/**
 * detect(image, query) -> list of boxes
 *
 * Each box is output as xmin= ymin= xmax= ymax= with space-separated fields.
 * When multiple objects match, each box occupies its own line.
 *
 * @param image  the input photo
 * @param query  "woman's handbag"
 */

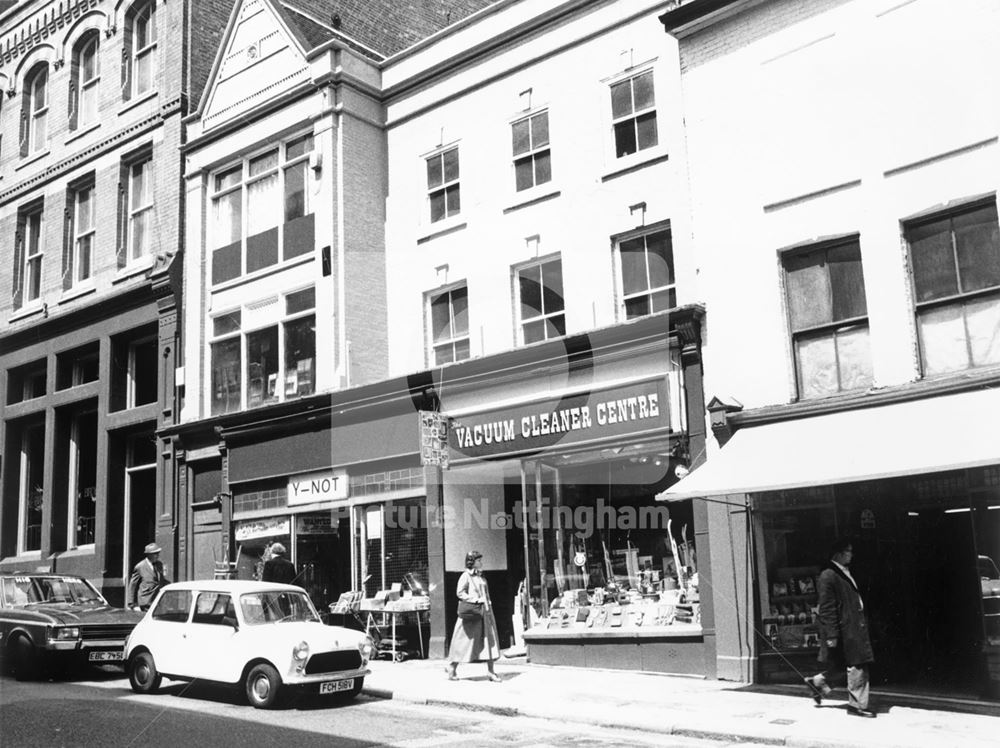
xmin=457 ymin=600 xmax=484 ymax=621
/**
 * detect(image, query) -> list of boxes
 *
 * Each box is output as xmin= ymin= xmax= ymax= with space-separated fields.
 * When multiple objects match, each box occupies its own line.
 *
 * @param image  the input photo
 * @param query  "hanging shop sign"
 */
xmin=287 ymin=469 xmax=348 ymax=506
xmin=448 ymin=378 xmax=671 ymax=460
xmin=235 ymin=517 xmax=290 ymax=541
xmin=419 ymin=410 xmax=450 ymax=468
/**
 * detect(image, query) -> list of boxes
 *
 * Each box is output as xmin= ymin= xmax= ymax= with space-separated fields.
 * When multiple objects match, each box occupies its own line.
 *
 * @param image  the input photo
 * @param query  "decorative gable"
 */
xmin=201 ymin=0 xmax=310 ymax=131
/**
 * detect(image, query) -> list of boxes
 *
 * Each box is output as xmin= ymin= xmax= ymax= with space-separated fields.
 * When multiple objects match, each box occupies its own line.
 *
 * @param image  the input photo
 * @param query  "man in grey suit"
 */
xmin=127 ymin=542 xmax=169 ymax=612
xmin=805 ymin=537 xmax=876 ymax=718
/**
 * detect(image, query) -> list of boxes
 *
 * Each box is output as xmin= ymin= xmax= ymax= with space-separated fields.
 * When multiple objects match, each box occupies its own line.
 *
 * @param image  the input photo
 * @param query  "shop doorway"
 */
xmin=840 ymin=472 xmax=995 ymax=699
xmin=123 ymin=466 xmax=156 ymax=576
xmin=755 ymin=469 xmax=999 ymax=701
xmin=295 ymin=511 xmax=351 ymax=611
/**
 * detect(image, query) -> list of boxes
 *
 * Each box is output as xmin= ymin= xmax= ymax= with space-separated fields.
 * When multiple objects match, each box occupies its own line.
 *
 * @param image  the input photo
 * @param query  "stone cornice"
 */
xmin=0 ymin=107 xmax=169 ymax=205
xmin=0 ymin=0 xmax=103 ymax=72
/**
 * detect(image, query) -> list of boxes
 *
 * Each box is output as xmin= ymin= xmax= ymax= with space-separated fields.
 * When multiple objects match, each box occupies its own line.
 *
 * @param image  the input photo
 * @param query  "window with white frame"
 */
xmin=70 ymin=33 xmax=100 ymax=130
xmin=120 ymin=154 xmax=154 ymax=265
xmin=428 ymin=285 xmax=469 ymax=365
xmin=783 ymin=238 xmax=872 ymax=399
xmin=617 ymin=226 xmax=674 ymax=319
xmin=18 ymin=421 xmax=46 ymax=554
xmin=21 ymin=63 xmax=48 ymax=156
xmin=210 ymin=133 xmax=315 ymax=285
xmin=13 ymin=202 xmax=45 ymax=308
xmin=70 ymin=183 xmax=96 ymax=286
xmin=906 ymin=200 xmax=1000 ymax=375
xmin=210 ymin=287 xmax=316 ymax=415
xmin=516 ymin=257 xmax=565 ymax=344
xmin=512 ymin=111 xmax=551 ymax=192
xmin=426 ymin=147 xmax=460 ymax=223
xmin=124 ymin=0 xmax=157 ymax=99
xmin=610 ymin=69 xmax=657 ymax=158
xmin=128 ymin=336 xmax=158 ymax=407
xmin=67 ymin=410 xmax=98 ymax=548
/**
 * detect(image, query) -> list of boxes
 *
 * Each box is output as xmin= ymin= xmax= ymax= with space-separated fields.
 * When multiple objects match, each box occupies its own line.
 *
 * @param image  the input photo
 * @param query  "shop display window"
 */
xmin=354 ymin=499 xmax=429 ymax=600
xmin=755 ymin=487 xmax=835 ymax=661
xmin=235 ymin=532 xmax=291 ymax=582
xmin=523 ymin=464 xmax=700 ymax=634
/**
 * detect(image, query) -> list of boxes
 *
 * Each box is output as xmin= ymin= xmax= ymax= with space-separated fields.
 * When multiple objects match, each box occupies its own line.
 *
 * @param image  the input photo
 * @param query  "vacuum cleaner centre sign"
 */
xmin=449 ymin=379 xmax=671 ymax=459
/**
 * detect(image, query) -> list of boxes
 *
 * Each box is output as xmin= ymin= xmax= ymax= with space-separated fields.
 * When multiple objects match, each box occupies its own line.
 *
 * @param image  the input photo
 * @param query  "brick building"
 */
xmin=0 ymin=0 xmax=236 ymax=603
xmin=660 ymin=0 xmax=1000 ymax=701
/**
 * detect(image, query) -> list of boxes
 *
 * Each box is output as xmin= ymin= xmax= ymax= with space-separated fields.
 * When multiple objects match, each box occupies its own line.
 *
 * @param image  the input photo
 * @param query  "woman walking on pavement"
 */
xmin=446 ymin=550 xmax=501 ymax=682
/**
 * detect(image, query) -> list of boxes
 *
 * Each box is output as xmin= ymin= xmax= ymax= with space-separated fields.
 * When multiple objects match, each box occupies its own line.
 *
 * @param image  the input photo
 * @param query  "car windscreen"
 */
xmin=239 ymin=591 xmax=320 ymax=625
xmin=9 ymin=576 xmax=106 ymax=605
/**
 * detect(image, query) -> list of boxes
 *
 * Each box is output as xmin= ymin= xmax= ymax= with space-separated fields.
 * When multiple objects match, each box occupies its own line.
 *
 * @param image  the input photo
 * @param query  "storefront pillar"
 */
xmin=705 ymin=494 xmax=753 ymax=682
xmin=679 ymin=309 xmax=716 ymax=677
xmin=424 ymin=463 xmax=447 ymax=658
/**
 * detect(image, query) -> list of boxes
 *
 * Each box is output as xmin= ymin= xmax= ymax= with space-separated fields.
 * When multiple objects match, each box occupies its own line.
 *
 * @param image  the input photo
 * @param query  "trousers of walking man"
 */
xmin=805 ymin=537 xmax=876 ymax=718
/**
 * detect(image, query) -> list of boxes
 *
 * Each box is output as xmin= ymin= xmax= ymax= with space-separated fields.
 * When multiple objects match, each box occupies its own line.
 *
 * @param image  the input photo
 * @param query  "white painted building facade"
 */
xmin=661 ymin=0 xmax=1000 ymax=697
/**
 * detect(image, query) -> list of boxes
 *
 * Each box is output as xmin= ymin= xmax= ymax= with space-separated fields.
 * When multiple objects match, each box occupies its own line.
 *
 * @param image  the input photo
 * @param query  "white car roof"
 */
xmin=160 ymin=580 xmax=305 ymax=594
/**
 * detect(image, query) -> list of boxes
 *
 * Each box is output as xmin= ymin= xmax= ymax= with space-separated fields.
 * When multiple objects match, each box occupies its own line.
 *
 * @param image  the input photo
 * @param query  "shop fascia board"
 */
xmin=162 ymin=378 xmax=434 ymax=446
xmin=0 ymin=282 xmax=163 ymax=364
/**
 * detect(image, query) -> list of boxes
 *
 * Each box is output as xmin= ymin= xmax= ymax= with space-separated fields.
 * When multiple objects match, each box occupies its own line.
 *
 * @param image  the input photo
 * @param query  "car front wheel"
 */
xmin=11 ymin=636 xmax=40 ymax=682
xmin=129 ymin=651 xmax=162 ymax=694
xmin=245 ymin=663 xmax=282 ymax=709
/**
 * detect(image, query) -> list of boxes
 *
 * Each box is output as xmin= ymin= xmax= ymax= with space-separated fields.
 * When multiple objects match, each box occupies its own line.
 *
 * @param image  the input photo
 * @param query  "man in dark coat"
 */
xmin=805 ymin=537 xmax=875 ymax=717
xmin=127 ymin=542 xmax=170 ymax=611
xmin=261 ymin=543 xmax=297 ymax=584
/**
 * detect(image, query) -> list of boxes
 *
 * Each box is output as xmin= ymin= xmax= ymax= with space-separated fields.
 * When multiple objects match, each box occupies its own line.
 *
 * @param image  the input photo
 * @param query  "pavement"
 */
xmin=362 ymin=655 xmax=999 ymax=748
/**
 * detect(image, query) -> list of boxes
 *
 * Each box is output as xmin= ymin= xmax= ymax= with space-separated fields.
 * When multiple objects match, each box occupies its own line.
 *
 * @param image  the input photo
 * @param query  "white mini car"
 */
xmin=124 ymin=580 xmax=373 ymax=708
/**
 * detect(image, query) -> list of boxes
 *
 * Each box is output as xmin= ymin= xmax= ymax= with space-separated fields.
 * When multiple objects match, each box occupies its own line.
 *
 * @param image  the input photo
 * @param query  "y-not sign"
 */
xmin=287 ymin=469 xmax=349 ymax=505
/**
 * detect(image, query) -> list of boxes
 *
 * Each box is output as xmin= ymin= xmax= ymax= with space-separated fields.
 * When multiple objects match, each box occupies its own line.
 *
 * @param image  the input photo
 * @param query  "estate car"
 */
xmin=125 ymin=580 xmax=373 ymax=708
xmin=0 ymin=572 xmax=143 ymax=680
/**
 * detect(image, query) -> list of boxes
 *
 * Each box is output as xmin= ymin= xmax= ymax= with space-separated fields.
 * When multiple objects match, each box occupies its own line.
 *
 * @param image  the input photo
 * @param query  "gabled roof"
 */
xmin=281 ymin=0 xmax=497 ymax=58
xmin=193 ymin=0 xmax=499 ymax=125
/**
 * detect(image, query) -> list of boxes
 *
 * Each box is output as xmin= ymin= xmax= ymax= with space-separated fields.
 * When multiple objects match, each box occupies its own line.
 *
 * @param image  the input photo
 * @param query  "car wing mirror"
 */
xmin=222 ymin=615 xmax=239 ymax=629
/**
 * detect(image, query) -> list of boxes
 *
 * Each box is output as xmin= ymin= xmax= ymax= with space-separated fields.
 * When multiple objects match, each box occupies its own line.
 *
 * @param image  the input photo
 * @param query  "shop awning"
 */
xmin=658 ymin=386 xmax=1000 ymax=500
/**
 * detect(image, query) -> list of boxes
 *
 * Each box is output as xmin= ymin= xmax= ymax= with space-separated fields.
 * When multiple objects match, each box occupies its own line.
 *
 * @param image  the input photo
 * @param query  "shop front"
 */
xmin=664 ymin=386 xmax=1000 ymax=701
xmin=436 ymin=309 xmax=712 ymax=674
xmin=170 ymin=389 xmax=438 ymax=657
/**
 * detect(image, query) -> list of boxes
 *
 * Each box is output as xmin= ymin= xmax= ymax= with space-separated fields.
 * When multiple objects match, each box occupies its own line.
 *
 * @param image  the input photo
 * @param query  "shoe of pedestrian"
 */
xmin=847 ymin=706 xmax=876 ymax=718
xmin=804 ymin=677 xmax=823 ymax=705
xmin=487 ymin=673 xmax=502 ymax=683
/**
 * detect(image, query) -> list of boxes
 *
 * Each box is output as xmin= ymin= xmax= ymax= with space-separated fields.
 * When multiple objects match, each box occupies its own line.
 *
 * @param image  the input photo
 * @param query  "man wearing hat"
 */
xmin=261 ymin=542 xmax=297 ymax=584
xmin=127 ymin=542 xmax=169 ymax=612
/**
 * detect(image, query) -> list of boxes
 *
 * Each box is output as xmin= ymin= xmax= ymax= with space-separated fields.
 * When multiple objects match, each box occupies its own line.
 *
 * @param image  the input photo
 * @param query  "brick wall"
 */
xmin=678 ymin=0 xmax=850 ymax=71
xmin=342 ymin=110 xmax=388 ymax=385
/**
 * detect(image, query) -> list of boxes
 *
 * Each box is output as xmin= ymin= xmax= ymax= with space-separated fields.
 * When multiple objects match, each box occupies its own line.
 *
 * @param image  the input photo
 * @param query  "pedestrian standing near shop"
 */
xmin=261 ymin=543 xmax=297 ymax=584
xmin=127 ymin=543 xmax=169 ymax=612
xmin=446 ymin=551 xmax=501 ymax=682
xmin=805 ymin=537 xmax=876 ymax=718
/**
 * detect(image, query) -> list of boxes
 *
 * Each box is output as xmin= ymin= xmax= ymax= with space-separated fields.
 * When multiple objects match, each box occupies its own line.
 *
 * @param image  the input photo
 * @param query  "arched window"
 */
xmin=123 ymin=1 xmax=157 ymax=100
xmin=70 ymin=33 xmax=101 ymax=130
xmin=20 ymin=64 xmax=49 ymax=156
